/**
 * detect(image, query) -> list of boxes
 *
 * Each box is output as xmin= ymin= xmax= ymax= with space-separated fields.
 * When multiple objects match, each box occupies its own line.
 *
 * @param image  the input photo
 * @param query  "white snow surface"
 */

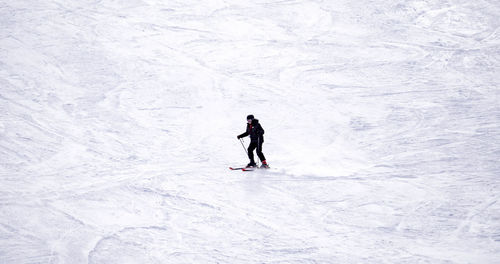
xmin=1 ymin=0 xmax=500 ymax=263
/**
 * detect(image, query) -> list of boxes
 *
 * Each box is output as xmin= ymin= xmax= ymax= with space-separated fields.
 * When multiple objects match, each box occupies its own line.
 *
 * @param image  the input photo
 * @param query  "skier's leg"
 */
xmin=256 ymin=140 xmax=266 ymax=162
xmin=247 ymin=141 xmax=257 ymax=164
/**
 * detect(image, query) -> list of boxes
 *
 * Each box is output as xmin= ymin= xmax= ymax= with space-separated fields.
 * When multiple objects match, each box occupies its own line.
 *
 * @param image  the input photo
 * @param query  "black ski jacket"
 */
xmin=238 ymin=119 xmax=264 ymax=142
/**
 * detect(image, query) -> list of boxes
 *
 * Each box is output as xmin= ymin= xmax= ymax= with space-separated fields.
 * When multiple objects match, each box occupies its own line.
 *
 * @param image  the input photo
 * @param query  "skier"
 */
xmin=237 ymin=115 xmax=269 ymax=168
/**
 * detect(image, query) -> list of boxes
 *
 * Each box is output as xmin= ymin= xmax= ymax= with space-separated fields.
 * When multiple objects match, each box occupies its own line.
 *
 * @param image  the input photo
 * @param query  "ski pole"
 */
xmin=239 ymin=138 xmax=248 ymax=155
xmin=256 ymin=137 xmax=261 ymax=167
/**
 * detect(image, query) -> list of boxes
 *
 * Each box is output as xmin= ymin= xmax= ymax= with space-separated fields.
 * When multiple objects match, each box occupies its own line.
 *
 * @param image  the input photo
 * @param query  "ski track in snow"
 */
xmin=1 ymin=0 xmax=499 ymax=263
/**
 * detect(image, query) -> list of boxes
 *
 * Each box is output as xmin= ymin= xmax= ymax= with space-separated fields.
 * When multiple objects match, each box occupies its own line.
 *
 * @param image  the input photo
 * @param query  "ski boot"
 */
xmin=246 ymin=162 xmax=257 ymax=168
xmin=260 ymin=160 xmax=270 ymax=169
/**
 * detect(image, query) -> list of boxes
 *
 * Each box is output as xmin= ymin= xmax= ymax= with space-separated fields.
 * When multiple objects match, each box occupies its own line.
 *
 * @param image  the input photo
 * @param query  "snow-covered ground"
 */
xmin=1 ymin=0 xmax=499 ymax=263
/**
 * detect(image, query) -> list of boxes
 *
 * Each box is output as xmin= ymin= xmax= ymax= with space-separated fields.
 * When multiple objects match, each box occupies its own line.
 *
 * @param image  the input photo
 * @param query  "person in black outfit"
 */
xmin=237 ymin=115 xmax=269 ymax=168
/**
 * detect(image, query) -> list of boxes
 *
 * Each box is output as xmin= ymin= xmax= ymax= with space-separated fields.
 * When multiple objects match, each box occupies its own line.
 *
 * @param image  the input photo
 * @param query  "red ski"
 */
xmin=229 ymin=166 xmax=269 ymax=171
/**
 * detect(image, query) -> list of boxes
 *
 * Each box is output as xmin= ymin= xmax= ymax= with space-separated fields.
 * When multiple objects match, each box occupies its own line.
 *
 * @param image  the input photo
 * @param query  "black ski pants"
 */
xmin=248 ymin=139 xmax=266 ymax=163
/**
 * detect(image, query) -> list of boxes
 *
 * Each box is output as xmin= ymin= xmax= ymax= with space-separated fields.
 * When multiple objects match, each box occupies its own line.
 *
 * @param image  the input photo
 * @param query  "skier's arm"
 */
xmin=257 ymin=123 xmax=264 ymax=136
xmin=237 ymin=131 xmax=249 ymax=139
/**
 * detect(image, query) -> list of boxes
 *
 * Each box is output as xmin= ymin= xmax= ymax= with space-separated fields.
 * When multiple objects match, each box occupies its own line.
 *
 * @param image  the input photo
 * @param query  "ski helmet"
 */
xmin=247 ymin=114 xmax=254 ymax=120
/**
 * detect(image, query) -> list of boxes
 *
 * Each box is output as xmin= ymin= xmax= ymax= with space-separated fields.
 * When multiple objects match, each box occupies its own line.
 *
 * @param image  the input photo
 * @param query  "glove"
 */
xmin=237 ymin=135 xmax=241 ymax=139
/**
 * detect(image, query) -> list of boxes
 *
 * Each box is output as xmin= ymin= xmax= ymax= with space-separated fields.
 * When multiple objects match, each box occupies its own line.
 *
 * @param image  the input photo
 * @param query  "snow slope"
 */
xmin=1 ymin=0 xmax=499 ymax=263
